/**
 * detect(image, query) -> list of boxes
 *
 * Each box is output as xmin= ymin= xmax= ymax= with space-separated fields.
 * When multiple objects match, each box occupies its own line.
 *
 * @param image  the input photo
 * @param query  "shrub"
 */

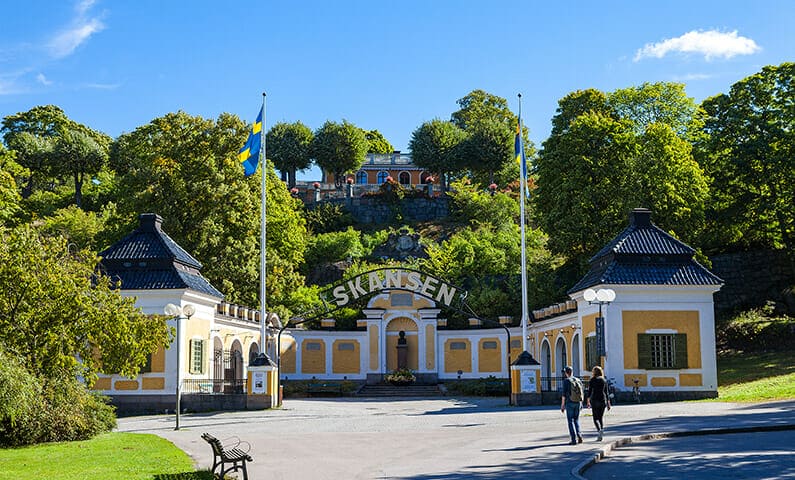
xmin=0 ymin=348 xmax=116 ymax=447
xmin=304 ymin=227 xmax=365 ymax=267
xmin=719 ymin=302 xmax=794 ymax=352
xmin=444 ymin=376 xmax=509 ymax=396
xmin=304 ymin=202 xmax=354 ymax=234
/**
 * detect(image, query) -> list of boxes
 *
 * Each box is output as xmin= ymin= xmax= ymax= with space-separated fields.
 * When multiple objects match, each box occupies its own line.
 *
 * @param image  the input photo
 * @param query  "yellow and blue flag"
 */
xmin=238 ymin=107 xmax=263 ymax=176
xmin=515 ymin=115 xmax=528 ymax=196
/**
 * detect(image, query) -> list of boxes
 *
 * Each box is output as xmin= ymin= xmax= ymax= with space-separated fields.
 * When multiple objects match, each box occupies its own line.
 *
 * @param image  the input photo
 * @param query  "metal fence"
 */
xmin=182 ymin=378 xmax=246 ymax=395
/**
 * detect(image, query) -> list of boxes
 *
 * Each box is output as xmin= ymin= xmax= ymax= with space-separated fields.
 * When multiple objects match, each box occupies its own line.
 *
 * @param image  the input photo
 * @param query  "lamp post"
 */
xmin=164 ymin=303 xmax=195 ymax=430
xmin=582 ymin=288 xmax=615 ymax=359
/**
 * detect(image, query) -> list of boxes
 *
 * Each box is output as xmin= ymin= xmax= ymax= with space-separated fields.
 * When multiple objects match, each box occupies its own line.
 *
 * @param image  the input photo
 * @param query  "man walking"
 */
xmin=561 ymin=366 xmax=584 ymax=445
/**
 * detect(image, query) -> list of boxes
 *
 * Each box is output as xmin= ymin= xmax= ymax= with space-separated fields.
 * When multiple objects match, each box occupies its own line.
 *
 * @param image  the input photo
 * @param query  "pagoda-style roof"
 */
xmin=99 ymin=213 xmax=223 ymax=298
xmin=568 ymin=209 xmax=723 ymax=294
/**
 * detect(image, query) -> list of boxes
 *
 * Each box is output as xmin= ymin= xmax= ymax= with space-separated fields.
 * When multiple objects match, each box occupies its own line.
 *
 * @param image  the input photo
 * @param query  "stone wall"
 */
xmin=314 ymin=197 xmax=450 ymax=224
xmin=710 ymin=249 xmax=795 ymax=318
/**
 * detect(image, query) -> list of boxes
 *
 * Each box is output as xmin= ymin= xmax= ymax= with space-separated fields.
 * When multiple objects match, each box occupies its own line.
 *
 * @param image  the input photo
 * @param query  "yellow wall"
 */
xmin=425 ymin=324 xmax=435 ymax=370
xmin=622 ymin=310 xmax=701 ymax=369
xmin=151 ymin=346 xmax=165 ymax=373
xmin=280 ymin=343 xmax=296 ymax=374
xmin=680 ymin=373 xmax=703 ymax=386
xmin=444 ymin=338 xmax=471 ymax=373
xmin=332 ymin=340 xmax=360 ymax=374
xmin=624 ymin=373 xmax=648 ymax=387
xmin=115 ymin=380 xmax=139 ymax=390
xmin=301 ymin=339 xmax=326 ymax=374
xmin=651 ymin=377 xmax=677 ymax=387
xmin=478 ymin=337 xmax=502 ymax=372
xmin=369 ymin=326 xmax=379 ymax=370
xmin=142 ymin=377 xmax=165 ymax=390
xmin=93 ymin=377 xmax=111 ymax=390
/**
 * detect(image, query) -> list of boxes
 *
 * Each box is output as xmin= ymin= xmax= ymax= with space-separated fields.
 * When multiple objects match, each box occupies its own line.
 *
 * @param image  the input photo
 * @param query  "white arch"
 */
xmin=571 ymin=333 xmax=581 ymax=377
xmin=555 ymin=336 xmax=567 ymax=375
xmin=540 ymin=339 xmax=552 ymax=389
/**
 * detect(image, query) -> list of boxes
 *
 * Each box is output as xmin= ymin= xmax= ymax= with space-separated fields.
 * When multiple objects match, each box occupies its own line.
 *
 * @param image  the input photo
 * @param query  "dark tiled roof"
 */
xmin=105 ymin=270 xmax=223 ymax=298
xmin=569 ymin=209 xmax=723 ymax=294
xmin=100 ymin=219 xmax=202 ymax=268
xmin=99 ymin=213 xmax=222 ymax=299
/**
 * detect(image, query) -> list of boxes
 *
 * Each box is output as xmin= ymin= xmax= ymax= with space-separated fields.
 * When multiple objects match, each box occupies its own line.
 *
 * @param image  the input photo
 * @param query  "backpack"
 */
xmin=569 ymin=377 xmax=583 ymax=402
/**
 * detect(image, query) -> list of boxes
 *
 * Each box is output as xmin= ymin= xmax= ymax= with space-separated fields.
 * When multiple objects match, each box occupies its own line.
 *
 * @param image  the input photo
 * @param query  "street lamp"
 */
xmin=164 ymin=303 xmax=195 ymax=430
xmin=582 ymin=288 xmax=615 ymax=359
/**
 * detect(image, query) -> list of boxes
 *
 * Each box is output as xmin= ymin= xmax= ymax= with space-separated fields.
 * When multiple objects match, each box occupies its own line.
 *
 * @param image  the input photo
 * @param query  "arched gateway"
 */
xmin=278 ymin=268 xmax=512 ymax=384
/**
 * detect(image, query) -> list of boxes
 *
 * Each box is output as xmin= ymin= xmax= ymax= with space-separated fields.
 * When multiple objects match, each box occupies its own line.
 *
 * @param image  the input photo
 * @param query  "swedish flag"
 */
xmin=515 ymin=115 xmax=527 ymax=186
xmin=238 ymin=107 xmax=263 ymax=176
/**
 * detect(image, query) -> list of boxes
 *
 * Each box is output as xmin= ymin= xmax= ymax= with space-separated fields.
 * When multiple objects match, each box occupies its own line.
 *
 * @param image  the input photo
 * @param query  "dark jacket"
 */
xmin=589 ymin=376 xmax=608 ymax=403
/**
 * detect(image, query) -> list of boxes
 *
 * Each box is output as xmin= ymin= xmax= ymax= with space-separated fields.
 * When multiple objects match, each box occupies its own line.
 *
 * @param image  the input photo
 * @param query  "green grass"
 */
xmin=715 ymin=350 xmax=795 ymax=402
xmin=0 ymin=432 xmax=213 ymax=480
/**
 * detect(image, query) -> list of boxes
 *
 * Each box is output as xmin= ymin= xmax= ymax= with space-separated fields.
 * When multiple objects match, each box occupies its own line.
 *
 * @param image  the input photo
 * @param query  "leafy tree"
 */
xmin=364 ymin=129 xmax=394 ymax=154
xmin=696 ymin=63 xmax=795 ymax=254
xmin=608 ymin=82 xmax=698 ymax=137
xmin=456 ymin=118 xmax=514 ymax=184
xmin=110 ymin=111 xmax=307 ymax=311
xmin=408 ymin=119 xmax=466 ymax=191
xmin=303 ymin=227 xmax=365 ymax=268
xmin=52 ymin=127 xmax=109 ymax=208
xmin=266 ymin=121 xmax=313 ymax=188
xmin=0 ymin=225 xmax=170 ymax=381
xmin=451 ymin=89 xmax=516 ymax=131
xmin=36 ymin=204 xmax=110 ymax=250
xmin=2 ymin=131 xmax=54 ymax=198
xmin=0 ymin=146 xmax=23 ymax=225
xmin=534 ymin=111 xmax=637 ymax=263
xmin=447 ymin=178 xmax=519 ymax=229
xmin=550 ymin=89 xmax=613 ymax=136
xmin=311 ymin=120 xmax=368 ymax=187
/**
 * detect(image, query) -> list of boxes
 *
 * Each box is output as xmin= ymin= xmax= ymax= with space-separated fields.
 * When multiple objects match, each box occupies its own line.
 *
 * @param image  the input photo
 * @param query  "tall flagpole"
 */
xmin=518 ymin=93 xmax=529 ymax=353
xmin=259 ymin=92 xmax=268 ymax=353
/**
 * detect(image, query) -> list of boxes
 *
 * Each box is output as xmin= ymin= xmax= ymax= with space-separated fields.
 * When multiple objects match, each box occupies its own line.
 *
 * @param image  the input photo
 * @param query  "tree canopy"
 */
xmin=364 ymin=129 xmax=394 ymax=154
xmin=266 ymin=121 xmax=313 ymax=188
xmin=311 ymin=120 xmax=368 ymax=187
xmin=408 ymin=119 xmax=466 ymax=191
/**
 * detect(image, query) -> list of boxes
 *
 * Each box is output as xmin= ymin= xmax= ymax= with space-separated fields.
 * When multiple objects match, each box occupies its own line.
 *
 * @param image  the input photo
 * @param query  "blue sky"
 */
xmin=1 ymin=1 xmax=792 ymax=180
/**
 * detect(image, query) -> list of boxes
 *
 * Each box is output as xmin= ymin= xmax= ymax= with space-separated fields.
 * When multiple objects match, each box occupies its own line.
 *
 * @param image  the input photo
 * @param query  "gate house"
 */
xmin=94 ymin=209 xmax=722 ymax=411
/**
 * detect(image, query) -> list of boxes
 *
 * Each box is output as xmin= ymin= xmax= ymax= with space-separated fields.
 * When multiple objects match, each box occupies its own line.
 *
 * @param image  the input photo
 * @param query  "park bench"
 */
xmin=306 ymin=381 xmax=343 ymax=396
xmin=201 ymin=433 xmax=253 ymax=480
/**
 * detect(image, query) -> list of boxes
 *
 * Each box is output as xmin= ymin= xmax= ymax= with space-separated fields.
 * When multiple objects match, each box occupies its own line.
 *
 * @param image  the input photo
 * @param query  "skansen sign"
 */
xmin=326 ymin=268 xmax=465 ymax=308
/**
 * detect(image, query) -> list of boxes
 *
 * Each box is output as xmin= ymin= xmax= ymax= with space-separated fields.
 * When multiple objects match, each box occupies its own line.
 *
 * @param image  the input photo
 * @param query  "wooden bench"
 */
xmin=201 ymin=433 xmax=253 ymax=480
xmin=306 ymin=382 xmax=343 ymax=396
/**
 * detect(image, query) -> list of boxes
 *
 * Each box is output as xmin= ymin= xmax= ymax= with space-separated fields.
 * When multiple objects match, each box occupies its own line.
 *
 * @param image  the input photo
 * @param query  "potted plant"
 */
xmin=385 ymin=368 xmax=416 ymax=386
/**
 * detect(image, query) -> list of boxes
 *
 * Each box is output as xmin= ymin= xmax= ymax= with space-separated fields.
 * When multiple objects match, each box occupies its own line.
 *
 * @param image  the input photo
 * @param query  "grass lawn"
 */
xmin=0 ymin=432 xmax=212 ymax=480
xmin=715 ymin=349 xmax=795 ymax=402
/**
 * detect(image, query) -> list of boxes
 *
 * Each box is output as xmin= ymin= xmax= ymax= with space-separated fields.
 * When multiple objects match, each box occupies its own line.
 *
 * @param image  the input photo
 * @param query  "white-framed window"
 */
xmin=189 ymin=339 xmax=205 ymax=374
xmin=377 ymin=171 xmax=389 ymax=184
xmin=638 ymin=333 xmax=687 ymax=369
xmin=398 ymin=171 xmax=411 ymax=185
xmin=356 ymin=171 xmax=368 ymax=184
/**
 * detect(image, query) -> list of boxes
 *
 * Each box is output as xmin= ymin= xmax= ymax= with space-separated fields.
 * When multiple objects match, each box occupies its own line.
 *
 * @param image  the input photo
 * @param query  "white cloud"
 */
xmin=83 ymin=82 xmax=120 ymax=90
xmin=36 ymin=73 xmax=53 ymax=85
xmin=46 ymin=1 xmax=106 ymax=59
xmin=634 ymin=30 xmax=760 ymax=62
xmin=672 ymin=73 xmax=713 ymax=81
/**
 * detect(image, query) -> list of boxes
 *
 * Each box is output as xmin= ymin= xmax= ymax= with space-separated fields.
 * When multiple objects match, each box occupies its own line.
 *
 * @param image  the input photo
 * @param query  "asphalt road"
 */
xmin=116 ymin=398 xmax=795 ymax=479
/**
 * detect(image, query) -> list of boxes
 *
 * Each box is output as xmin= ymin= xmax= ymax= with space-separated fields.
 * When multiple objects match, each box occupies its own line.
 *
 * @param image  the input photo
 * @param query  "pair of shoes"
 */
xmin=569 ymin=440 xmax=577 ymax=445
xmin=577 ymin=435 xmax=583 ymax=444
xmin=597 ymin=431 xmax=603 ymax=441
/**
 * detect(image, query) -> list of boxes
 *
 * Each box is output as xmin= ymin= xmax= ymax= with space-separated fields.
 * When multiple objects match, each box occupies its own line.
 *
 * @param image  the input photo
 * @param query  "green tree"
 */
xmin=2 ymin=131 xmax=54 ymax=198
xmin=608 ymin=82 xmax=698 ymax=137
xmin=364 ymin=129 xmax=394 ymax=154
xmin=52 ymin=128 xmax=110 ymax=208
xmin=0 ymin=225 xmax=170 ymax=381
xmin=110 ymin=111 xmax=307 ymax=311
xmin=311 ymin=120 xmax=368 ymax=187
xmin=456 ymin=118 xmax=514 ymax=184
xmin=408 ymin=119 xmax=466 ymax=191
xmin=534 ymin=111 xmax=637 ymax=263
xmin=266 ymin=121 xmax=313 ymax=188
xmin=550 ymin=89 xmax=613 ymax=136
xmin=0 ymin=146 xmax=23 ymax=225
xmin=451 ymin=89 xmax=516 ymax=131
xmin=697 ymin=63 xmax=795 ymax=253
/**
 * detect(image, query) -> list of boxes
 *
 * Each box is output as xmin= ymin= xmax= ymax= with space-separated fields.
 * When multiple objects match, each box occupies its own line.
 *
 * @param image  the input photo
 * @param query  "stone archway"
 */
xmin=385 ymin=317 xmax=418 ymax=371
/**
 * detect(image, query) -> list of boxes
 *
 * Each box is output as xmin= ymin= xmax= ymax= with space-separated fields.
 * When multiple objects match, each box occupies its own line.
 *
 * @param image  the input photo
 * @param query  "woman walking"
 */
xmin=586 ymin=366 xmax=611 ymax=441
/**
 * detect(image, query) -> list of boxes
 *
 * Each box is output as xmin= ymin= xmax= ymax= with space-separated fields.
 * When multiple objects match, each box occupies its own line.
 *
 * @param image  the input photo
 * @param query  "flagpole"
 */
xmin=518 ymin=93 xmax=529 ymax=353
xmin=259 ymin=92 xmax=268 ymax=354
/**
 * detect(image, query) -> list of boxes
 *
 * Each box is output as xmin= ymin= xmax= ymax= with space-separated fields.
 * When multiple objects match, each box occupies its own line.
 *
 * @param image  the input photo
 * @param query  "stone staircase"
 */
xmin=356 ymin=384 xmax=443 ymax=397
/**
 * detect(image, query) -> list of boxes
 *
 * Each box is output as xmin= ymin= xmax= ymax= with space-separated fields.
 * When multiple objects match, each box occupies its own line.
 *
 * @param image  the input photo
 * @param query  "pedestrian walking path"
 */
xmin=116 ymin=398 xmax=795 ymax=479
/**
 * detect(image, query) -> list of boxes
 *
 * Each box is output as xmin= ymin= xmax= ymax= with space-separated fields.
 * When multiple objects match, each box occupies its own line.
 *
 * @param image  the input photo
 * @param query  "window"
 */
xmin=141 ymin=353 xmax=153 ymax=373
xmin=450 ymin=342 xmax=467 ymax=350
xmin=189 ymin=339 xmax=204 ymax=374
xmin=377 ymin=171 xmax=389 ymax=184
xmin=337 ymin=343 xmax=355 ymax=351
xmin=399 ymin=172 xmax=410 ymax=185
xmin=638 ymin=333 xmax=687 ymax=369
xmin=391 ymin=293 xmax=413 ymax=306
xmin=510 ymin=339 xmax=521 ymax=349
xmin=356 ymin=171 xmax=368 ymax=184
xmin=482 ymin=341 xmax=498 ymax=350
xmin=306 ymin=342 xmax=322 ymax=351
xmin=585 ymin=336 xmax=598 ymax=370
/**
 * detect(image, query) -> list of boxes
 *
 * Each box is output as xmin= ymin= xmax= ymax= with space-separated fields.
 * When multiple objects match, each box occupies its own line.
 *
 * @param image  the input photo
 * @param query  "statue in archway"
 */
xmin=397 ymin=330 xmax=408 ymax=369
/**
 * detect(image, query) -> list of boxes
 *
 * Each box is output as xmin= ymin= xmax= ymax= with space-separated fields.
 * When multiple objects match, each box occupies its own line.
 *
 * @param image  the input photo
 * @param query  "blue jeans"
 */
xmin=565 ymin=401 xmax=582 ymax=441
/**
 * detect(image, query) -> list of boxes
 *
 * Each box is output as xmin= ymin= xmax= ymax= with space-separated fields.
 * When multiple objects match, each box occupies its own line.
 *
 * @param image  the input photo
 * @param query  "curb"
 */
xmin=570 ymin=423 xmax=795 ymax=479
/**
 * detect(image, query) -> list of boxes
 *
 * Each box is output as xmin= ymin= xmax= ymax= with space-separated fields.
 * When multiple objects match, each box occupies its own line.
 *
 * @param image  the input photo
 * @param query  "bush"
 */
xmin=0 ymin=348 xmax=116 ymax=447
xmin=304 ymin=227 xmax=365 ymax=267
xmin=719 ymin=303 xmax=794 ymax=352
xmin=444 ymin=376 xmax=509 ymax=396
xmin=304 ymin=202 xmax=354 ymax=234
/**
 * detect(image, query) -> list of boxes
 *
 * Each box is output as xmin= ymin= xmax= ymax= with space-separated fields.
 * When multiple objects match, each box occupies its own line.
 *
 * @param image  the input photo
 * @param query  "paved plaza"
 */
xmin=116 ymin=398 xmax=795 ymax=479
